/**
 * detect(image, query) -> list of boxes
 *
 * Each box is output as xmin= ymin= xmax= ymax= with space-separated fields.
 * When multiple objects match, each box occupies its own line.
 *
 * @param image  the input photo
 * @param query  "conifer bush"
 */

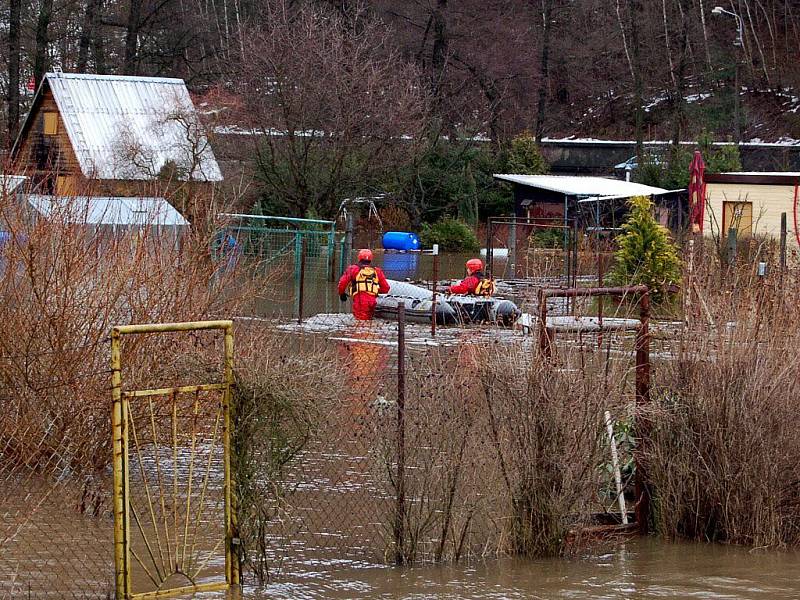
xmin=609 ymin=195 xmax=681 ymax=304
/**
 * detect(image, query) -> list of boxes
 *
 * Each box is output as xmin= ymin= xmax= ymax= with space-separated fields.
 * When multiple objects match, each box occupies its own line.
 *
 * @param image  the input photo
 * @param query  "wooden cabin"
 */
xmin=705 ymin=172 xmax=800 ymax=240
xmin=10 ymin=72 xmax=222 ymax=201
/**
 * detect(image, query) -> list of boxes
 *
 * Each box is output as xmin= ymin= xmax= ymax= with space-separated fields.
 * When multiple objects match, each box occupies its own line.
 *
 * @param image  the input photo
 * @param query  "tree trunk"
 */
xmin=34 ymin=0 xmax=54 ymax=89
xmin=671 ymin=0 xmax=691 ymax=149
xmin=431 ymin=0 xmax=448 ymax=104
xmin=92 ymin=0 xmax=108 ymax=75
xmin=7 ymin=0 xmax=21 ymax=148
xmin=124 ymin=0 xmax=143 ymax=74
xmin=627 ymin=0 xmax=644 ymax=162
xmin=78 ymin=0 xmax=99 ymax=70
xmin=535 ymin=0 xmax=553 ymax=141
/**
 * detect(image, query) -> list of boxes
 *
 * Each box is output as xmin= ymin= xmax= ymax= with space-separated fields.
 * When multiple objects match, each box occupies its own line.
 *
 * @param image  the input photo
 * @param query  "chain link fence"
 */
xmin=0 ymin=353 xmax=114 ymax=600
xmin=1 ymin=270 xmax=648 ymax=598
xmin=232 ymin=302 xmax=646 ymax=585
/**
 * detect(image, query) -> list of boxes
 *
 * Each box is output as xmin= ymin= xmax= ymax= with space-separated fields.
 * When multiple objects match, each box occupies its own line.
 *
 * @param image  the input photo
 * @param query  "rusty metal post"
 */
xmin=597 ymin=243 xmax=604 ymax=349
xmin=685 ymin=239 xmax=695 ymax=326
xmin=394 ymin=304 xmax=406 ymax=565
xmin=297 ymin=235 xmax=306 ymax=324
xmin=509 ymin=219 xmax=517 ymax=279
xmin=431 ymin=245 xmax=439 ymax=337
xmin=537 ymin=288 xmax=552 ymax=358
xmin=634 ymin=291 xmax=651 ymax=535
xmin=780 ymin=212 xmax=787 ymax=272
xmin=486 ymin=218 xmax=493 ymax=277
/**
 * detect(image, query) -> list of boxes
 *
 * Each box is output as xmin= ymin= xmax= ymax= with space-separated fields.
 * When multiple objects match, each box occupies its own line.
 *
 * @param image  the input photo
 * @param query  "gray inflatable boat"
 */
xmin=375 ymin=280 xmax=520 ymax=326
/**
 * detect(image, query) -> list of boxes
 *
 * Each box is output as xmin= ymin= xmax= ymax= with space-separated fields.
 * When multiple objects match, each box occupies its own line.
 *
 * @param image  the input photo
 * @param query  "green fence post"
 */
xmin=294 ymin=233 xmax=303 ymax=317
xmin=327 ymin=224 xmax=335 ymax=282
xmin=338 ymin=235 xmax=346 ymax=276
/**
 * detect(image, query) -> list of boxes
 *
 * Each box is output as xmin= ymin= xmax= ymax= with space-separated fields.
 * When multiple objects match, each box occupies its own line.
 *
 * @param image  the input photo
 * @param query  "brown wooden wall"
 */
xmin=14 ymin=89 xmax=83 ymax=193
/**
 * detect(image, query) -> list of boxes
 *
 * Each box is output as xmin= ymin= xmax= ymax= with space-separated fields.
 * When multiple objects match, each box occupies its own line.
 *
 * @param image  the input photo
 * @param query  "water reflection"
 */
xmin=255 ymin=253 xmax=507 ymax=320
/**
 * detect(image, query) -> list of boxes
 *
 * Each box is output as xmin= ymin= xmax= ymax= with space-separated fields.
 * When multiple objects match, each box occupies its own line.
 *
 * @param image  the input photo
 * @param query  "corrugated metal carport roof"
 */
xmin=493 ymin=174 xmax=669 ymax=197
xmin=25 ymin=195 xmax=189 ymax=226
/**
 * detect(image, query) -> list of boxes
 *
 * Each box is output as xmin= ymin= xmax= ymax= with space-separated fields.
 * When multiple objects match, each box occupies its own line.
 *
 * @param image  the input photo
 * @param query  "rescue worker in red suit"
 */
xmin=448 ymin=258 xmax=495 ymax=296
xmin=338 ymin=249 xmax=391 ymax=320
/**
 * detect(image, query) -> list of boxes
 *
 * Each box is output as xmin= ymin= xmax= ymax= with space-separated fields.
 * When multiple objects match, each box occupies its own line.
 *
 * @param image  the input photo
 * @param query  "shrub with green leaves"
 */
xmin=506 ymin=132 xmax=549 ymax=175
xmin=609 ymin=196 xmax=682 ymax=304
xmin=420 ymin=218 xmax=480 ymax=252
xmin=529 ymin=227 xmax=563 ymax=249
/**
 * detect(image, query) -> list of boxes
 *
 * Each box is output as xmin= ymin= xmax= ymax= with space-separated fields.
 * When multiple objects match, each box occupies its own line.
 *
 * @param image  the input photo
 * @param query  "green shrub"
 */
xmin=506 ymin=132 xmax=549 ymax=175
xmin=529 ymin=227 xmax=563 ymax=249
xmin=635 ymin=132 xmax=741 ymax=190
xmin=609 ymin=196 xmax=682 ymax=304
xmin=420 ymin=218 xmax=480 ymax=252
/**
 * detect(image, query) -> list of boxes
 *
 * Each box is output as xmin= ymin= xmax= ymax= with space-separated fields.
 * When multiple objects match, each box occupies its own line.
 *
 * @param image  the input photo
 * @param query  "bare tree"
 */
xmin=7 ymin=0 xmax=22 ymax=147
xmin=34 ymin=0 xmax=55 ymax=87
xmin=240 ymin=0 xmax=428 ymax=218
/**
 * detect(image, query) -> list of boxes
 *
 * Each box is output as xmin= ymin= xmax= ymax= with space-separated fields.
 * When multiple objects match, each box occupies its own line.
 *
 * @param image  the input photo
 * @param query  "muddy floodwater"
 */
xmin=259 ymin=538 xmax=800 ymax=599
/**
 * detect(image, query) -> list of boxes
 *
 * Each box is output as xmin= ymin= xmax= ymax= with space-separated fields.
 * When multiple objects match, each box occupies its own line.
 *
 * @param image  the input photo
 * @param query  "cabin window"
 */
xmin=722 ymin=201 xmax=753 ymax=237
xmin=43 ymin=112 xmax=58 ymax=135
xmin=55 ymin=175 xmax=76 ymax=196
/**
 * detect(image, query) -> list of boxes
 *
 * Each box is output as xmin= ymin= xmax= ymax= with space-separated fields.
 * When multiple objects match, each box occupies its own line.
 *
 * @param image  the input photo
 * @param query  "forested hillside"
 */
xmin=2 ymin=0 xmax=798 ymax=219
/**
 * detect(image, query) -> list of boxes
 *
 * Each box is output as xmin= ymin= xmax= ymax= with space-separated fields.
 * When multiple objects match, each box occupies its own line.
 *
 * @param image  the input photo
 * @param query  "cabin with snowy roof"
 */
xmin=10 ymin=72 xmax=222 ymax=200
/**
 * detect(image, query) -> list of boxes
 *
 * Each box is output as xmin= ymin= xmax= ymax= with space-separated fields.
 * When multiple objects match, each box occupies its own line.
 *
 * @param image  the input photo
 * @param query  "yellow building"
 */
xmin=705 ymin=172 xmax=800 ymax=239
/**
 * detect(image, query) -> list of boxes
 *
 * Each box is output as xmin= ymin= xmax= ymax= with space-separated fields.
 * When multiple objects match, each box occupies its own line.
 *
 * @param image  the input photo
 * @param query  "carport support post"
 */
xmin=394 ymin=304 xmax=407 ymax=565
xmin=634 ymin=291 xmax=651 ymax=534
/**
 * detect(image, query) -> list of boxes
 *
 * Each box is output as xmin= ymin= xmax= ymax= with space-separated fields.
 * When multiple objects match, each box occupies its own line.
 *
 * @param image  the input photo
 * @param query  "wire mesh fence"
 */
xmin=0 ymin=360 xmax=115 ymax=600
xmin=231 ymin=302 xmax=647 ymax=585
xmin=0 ymin=293 xmax=652 ymax=598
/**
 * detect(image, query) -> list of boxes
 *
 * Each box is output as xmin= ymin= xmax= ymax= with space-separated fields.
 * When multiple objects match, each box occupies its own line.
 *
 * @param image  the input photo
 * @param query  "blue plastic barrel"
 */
xmin=382 ymin=253 xmax=419 ymax=279
xmin=382 ymin=231 xmax=421 ymax=251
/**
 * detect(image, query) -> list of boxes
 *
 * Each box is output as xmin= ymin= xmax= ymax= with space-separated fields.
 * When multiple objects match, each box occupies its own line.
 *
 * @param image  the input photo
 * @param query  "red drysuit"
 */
xmin=338 ymin=263 xmax=391 ymax=320
xmin=448 ymin=272 xmax=484 ymax=295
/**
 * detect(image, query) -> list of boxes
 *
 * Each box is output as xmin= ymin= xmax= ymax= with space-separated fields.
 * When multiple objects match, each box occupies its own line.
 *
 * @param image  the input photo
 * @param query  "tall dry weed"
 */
xmin=0 ymin=185 xmax=262 ymax=483
xmin=647 ymin=242 xmax=800 ymax=547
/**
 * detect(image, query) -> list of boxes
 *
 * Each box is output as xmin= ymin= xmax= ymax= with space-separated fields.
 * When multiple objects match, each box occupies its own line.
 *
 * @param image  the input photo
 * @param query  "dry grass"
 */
xmin=646 ymin=240 xmax=800 ymax=547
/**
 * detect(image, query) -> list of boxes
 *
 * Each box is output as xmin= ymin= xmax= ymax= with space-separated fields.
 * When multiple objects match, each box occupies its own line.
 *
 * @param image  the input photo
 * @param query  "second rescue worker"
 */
xmin=337 ymin=249 xmax=391 ymax=320
xmin=448 ymin=258 xmax=496 ymax=296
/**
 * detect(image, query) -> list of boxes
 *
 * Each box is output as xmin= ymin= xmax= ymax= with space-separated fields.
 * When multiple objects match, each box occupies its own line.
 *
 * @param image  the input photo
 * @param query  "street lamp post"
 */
xmin=712 ymin=6 xmax=744 ymax=143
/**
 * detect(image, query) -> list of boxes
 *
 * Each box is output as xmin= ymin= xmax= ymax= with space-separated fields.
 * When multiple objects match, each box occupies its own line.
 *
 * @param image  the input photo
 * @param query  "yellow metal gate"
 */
xmin=111 ymin=321 xmax=239 ymax=599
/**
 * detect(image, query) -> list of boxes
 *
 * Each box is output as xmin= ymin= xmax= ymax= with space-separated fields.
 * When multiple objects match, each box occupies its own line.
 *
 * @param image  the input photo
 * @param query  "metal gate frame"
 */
xmin=111 ymin=320 xmax=238 ymax=600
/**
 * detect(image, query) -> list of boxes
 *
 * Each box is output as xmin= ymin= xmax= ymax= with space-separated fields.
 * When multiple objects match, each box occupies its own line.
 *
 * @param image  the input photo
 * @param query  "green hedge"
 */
xmin=420 ymin=218 xmax=480 ymax=253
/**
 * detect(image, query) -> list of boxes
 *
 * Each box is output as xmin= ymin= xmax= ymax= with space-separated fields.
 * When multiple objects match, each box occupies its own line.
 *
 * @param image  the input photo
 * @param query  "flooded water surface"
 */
xmin=261 ymin=538 xmax=800 ymax=599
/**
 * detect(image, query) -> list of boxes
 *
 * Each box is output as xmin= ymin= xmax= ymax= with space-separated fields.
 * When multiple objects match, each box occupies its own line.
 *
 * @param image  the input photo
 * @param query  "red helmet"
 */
xmin=357 ymin=249 xmax=373 ymax=262
xmin=466 ymin=258 xmax=483 ymax=273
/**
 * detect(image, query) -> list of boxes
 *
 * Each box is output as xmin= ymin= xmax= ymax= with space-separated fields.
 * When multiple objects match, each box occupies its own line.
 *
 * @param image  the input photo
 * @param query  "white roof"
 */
xmin=493 ymin=174 xmax=670 ymax=197
xmin=34 ymin=72 xmax=222 ymax=182
xmin=720 ymin=172 xmax=800 ymax=176
xmin=1 ymin=175 xmax=27 ymax=194
xmin=25 ymin=195 xmax=189 ymax=226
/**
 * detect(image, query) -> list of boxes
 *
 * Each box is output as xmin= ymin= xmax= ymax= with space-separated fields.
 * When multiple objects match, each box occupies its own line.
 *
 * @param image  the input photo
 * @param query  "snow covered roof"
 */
xmin=16 ymin=72 xmax=222 ymax=182
xmin=493 ymin=174 xmax=671 ymax=197
xmin=25 ymin=195 xmax=189 ymax=226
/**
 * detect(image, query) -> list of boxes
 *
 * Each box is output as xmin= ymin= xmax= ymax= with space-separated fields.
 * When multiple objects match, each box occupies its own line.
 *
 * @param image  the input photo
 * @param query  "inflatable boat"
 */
xmin=375 ymin=280 xmax=520 ymax=326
